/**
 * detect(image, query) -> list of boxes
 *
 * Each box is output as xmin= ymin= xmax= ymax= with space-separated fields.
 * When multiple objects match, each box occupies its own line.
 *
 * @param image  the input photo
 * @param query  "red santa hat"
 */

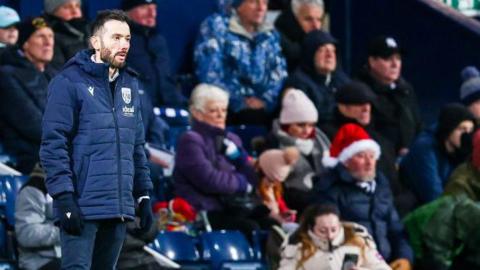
xmin=323 ymin=123 xmax=381 ymax=167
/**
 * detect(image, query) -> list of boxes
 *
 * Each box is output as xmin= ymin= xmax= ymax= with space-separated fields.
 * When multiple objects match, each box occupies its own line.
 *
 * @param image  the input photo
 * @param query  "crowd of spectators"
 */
xmin=2 ymin=0 xmax=480 ymax=269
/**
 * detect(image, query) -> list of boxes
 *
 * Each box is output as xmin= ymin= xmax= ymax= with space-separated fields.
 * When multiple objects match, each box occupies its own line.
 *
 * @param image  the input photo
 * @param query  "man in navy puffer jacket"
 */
xmin=40 ymin=10 xmax=153 ymax=270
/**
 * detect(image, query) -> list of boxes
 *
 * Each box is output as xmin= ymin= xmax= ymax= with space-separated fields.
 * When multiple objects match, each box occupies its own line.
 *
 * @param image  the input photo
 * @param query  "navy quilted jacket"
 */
xmin=314 ymin=164 xmax=414 ymax=262
xmin=40 ymin=49 xmax=152 ymax=221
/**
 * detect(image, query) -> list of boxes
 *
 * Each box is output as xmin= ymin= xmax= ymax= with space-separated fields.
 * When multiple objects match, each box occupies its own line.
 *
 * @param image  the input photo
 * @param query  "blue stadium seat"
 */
xmin=149 ymin=231 xmax=208 ymax=269
xmin=199 ymin=230 xmax=265 ymax=270
xmin=0 ymin=262 xmax=14 ymax=270
xmin=0 ymin=175 xmax=28 ymax=227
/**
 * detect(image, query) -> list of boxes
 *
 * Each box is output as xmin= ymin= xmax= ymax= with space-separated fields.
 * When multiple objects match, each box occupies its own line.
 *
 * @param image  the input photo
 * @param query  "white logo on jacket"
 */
xmin=121 ymin=87 xmax=131 ymax=104
xmin=88 ymin=86 xmax=94 ymax=96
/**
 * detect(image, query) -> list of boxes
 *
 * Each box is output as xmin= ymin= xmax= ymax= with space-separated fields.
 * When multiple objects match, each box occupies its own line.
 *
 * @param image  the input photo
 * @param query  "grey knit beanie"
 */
xmin=460 ymin=66 xmax=480 ymax=106
xmin=44 ymin=0 xmax=81 ymax=14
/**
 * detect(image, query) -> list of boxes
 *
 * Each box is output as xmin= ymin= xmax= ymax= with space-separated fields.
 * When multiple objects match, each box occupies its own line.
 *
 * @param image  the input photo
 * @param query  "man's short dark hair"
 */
xmin=90 ymin=9 xmax=130 ymax=36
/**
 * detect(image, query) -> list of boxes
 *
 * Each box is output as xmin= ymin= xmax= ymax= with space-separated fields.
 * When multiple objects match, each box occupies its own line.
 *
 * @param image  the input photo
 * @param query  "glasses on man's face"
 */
xmin=32 ymin=17 xmax=47 ymax=29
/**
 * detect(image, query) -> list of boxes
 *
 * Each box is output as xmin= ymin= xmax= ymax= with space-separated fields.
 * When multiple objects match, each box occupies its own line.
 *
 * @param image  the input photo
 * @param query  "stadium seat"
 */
xmin=149 ymin=231 xmax=208 ymax=270
xmin=199 ymin=230 xmax=265 ymax=270
xmin=0 ymin=175 xmax=28 ymax=227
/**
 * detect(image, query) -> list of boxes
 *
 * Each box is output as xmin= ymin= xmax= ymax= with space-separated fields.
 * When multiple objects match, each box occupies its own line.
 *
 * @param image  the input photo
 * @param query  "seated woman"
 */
xmin=264 ymin=89 xmax=331 ymax=213
xmin=278 ymin=204 xmax=391 ymax=270
xmin=173 ymin=83 xmax=263 ymax=236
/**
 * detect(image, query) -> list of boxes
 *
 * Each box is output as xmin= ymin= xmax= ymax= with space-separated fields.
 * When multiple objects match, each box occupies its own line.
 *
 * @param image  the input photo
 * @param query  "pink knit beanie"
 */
xmin=258 ymin=147 xmax=300 ymax=182
xmin=280 ymin=89 xmax=318 ymax=124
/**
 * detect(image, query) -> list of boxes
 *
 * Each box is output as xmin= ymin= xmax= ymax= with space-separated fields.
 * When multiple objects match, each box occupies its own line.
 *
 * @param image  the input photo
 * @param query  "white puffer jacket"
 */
xmin=278 ymin=222 xmax=391 ymax=270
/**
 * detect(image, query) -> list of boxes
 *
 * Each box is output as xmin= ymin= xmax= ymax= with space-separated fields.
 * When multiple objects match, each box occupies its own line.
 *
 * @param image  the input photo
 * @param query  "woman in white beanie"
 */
xmin=263 ymin=89 xmax=331 ymax=214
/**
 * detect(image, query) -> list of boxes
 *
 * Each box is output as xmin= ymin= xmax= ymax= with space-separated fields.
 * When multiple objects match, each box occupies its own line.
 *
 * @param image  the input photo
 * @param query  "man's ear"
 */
xmin=90 ymin=36 xmax=100 ymax=51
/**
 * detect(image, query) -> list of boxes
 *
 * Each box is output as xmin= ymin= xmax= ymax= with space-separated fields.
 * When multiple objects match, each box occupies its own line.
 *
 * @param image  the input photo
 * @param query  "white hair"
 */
xmin=189 ymin=83 xmax=230 ymax=112
xmin=291 ymin=0 xmax=325 ymax=17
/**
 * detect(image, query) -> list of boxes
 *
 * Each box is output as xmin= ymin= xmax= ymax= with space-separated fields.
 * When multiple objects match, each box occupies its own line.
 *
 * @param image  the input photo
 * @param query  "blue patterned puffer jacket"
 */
xmin=194 ymin=12 xmax=287 ymax=112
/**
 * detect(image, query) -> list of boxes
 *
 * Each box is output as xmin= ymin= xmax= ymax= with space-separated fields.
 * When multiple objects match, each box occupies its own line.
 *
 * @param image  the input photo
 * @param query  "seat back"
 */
xmin=200 ymin=230 xmax=265 ymax=270
xmin=150 ymin=231 xmax=200 ymax=262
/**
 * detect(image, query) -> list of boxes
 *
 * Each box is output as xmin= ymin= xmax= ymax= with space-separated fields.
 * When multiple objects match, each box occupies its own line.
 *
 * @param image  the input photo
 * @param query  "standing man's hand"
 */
xmin=55 ymin=192 xmax=84 ymax=236
xmin=138 ymin=196 xmax=153 ymax=233
xmin=244 ymin=97 xmax=265 ymax=109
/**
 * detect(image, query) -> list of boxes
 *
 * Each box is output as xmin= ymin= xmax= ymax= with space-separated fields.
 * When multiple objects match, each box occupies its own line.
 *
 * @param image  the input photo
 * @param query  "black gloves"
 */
xmin=137 ymin=197 xmax=153 ymax=233
xmin=55 ymin=192 xmax=84 ymax=236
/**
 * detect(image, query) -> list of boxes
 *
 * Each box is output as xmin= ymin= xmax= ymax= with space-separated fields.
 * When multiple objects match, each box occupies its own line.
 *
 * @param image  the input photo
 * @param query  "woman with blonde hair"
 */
xmin=278 ymin=204 xmax=391 ymax=270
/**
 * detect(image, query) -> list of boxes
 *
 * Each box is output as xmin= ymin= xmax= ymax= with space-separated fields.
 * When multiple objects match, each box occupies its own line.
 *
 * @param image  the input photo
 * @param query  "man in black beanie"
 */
xmin=400 ymin=103 xmax=475 ymax=207
xmin=0 ymin=16 xmax=56 ymax=174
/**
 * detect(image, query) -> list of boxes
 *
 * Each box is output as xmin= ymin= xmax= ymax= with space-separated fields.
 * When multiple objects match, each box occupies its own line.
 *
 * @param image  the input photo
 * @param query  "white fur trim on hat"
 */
xmin=323 ymin=139 xmax=381 ymax=168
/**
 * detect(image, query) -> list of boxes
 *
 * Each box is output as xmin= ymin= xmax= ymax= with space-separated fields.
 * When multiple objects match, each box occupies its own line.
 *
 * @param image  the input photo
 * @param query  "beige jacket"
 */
xmin=278 ymin=223 xmax=391 ymax=270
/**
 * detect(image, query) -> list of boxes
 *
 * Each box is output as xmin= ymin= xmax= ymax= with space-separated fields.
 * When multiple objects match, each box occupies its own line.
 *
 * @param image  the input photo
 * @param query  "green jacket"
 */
xmin=444 ymin=161 xmax=480 ymax=201
xmin=404 ymin=195 xmax=480 ymax=268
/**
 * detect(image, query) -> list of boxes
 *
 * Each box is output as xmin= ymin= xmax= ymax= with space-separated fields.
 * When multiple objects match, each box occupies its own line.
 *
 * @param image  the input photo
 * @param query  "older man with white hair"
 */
xmin=275 ymin=0 xmax=325 ymax=71
xmin=315 ymin=123 xmax=414 ymax=270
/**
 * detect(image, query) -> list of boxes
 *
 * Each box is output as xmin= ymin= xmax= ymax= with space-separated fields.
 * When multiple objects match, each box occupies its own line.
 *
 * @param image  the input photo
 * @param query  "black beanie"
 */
xmin=121 ymin=0 xmax=157 ymax=11
xmin=436 ymin=103 xmax=475 ymax=143
xmin=335 ymin=81 xmax=376 ymax=105
xmin=17 ymin=16 xmax=51 ymax=48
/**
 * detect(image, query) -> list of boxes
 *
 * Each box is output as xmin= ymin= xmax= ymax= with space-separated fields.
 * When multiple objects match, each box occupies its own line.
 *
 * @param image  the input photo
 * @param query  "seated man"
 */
xmin=283 ymin=30 xmax=350 ymax=124
xmin=274 ymin=0 xmax=325 ymax=71
xmin=356 ymin=36 xmax=422 ymax=156
xmin=320 ymin=81 xmax=413 ymax=216
xmin=400 ymin=103 xmax=475 ymax=206
xmin=43 ymin=0 xmax=90 ymax=69
xmin=15 ymin=164 xmax=61 ymax=270
xmin=0 ymin=16 xmax=55 ymax=173
xmin=194 ymin=0 xmax=287 ymax=126
xmin=122 ymin=0 xmax=187 ymax=108
xmin=314 ymin=123 xmax=413 ymax=270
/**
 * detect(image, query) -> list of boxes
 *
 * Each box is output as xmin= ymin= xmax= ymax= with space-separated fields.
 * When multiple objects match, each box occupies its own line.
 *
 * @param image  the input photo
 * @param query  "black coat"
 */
xmin=45 ymin=14 xmax=90 ymax=70
xmin=274 ymin=8 xmax=306 ymax=71
xmin=356 ymin=67 xmax=422 ymax=152
xmin=0 ymin=48 xmax=56 ymax=173
xmin=127 ymin=22 xmax=187 ymax=108
xmin=313 ymin=164 xmax=414 ymax=262
xmin=284 ymin=68 xmax=350 ymax=124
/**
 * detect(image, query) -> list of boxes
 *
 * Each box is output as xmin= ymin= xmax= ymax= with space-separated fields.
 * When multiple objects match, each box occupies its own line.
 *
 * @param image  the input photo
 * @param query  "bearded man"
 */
xmin=40 ymin=10 xmax=153 ymax=270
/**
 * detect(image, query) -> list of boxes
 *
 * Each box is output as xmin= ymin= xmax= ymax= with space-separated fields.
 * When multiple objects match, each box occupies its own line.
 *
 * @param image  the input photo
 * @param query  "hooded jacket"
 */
xmin=194 ymin=12 xmax=287 ymax=113
xmin=40 ymin=49 xmax=152 ymax=220
xmin=284 ymin=34 xmax=350 ymax=124
xmin=0 ymin=47 xmax=56 ymax=173
xmin=314 ymin=164 xmax=414 ymax=262
xmin=15 ymin=176 xmax=60 ymax=270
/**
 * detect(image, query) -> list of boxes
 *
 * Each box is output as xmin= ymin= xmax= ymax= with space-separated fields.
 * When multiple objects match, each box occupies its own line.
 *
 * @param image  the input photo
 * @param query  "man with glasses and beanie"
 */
xmin=40 ymin=10 xmax=153 ymax=269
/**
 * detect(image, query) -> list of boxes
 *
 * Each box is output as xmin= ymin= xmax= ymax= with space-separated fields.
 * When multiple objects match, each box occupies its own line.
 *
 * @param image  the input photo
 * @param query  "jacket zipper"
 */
xmin=107 ymin=74 xmax=125 ymax=222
